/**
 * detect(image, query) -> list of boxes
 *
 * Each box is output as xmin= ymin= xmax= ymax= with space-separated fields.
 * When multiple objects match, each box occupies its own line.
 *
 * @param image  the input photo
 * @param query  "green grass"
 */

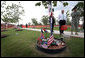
xmin=32 ymin=26 xmax=83 ymax=32
xmin=1 ymin=28 xmax=84 ymax=57
xmin=64 ymin=38 xmax=84 ymax=57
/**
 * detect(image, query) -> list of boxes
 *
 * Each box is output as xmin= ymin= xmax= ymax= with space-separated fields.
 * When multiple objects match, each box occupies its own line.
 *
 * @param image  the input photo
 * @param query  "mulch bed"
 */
xmin=1 ymin=34 xmax=8 ymax=38
xmin=36 ymin=44 xmax=66 ymax=54
xmin=16 ymin=29 xmax=23 ymax=31
xmin=1 ymin=29 xmax=8 ymax=32
xmin=36 ymin=38 xmax=66 ymax=54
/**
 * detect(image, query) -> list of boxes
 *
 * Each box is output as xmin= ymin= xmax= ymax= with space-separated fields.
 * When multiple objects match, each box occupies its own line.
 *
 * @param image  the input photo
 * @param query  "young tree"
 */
xmin=74 ymin=2 xmax=84 ymax=17
xmin=28 ymin=22 xmax=31 ymax=25
xmin=41 ymin=15 xmax=49 ymax=25
xmin=66 ymin=10 xmax=71 ymax=25
xmin=1 ymin=1 xmax=24 ymax=29
xmin=35 ymin=1 xmax=68 ymax=9
xmin=38 ymin=22 xmax=42 ymax=25
xmin=31 ymin=18 xmax=38 ymax=25
xmin=72 ymin=2 xmax=84 ymax=27
xmin=20 ymin=24 xmax=22 ymax=28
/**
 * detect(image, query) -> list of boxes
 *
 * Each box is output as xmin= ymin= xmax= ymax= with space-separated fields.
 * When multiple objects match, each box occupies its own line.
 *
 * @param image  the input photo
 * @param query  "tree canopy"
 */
xmin=31 ymin=18 xmax=38 ymax=25
xmin=35 ymin=1 xmax=68 ymax=9
xmin=1 ymin=1 xmax=24 ymax=24
xmin=73 ymin=2 xmax=84 ymax=17
xmin=41 ymin=15 xmax=49 ymax=25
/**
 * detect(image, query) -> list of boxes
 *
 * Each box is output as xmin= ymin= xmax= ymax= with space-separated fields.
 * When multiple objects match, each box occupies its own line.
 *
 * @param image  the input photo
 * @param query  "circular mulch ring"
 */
xmin=1 ymin=29 xmax=8 ymax=32
xmin=1 ymin=34 xmax=8 ymax=38
xmin=14 ymin=28 xmax=17 ymax=29
xmin=36 ymin=38 xmax=66 ymax=54
xmin=16 ymin=29 xmax=23 ymax=31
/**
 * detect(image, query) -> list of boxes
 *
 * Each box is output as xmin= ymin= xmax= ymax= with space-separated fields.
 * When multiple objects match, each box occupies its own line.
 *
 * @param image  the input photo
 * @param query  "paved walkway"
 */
xmin=21 ymin=28 xmax=84 ymax=38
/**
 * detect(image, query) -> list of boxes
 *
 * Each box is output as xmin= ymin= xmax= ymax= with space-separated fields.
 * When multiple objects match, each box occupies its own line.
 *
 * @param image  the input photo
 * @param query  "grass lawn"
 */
xmin=32 ymin=26 xmax=83 ymax=32
xmin=1 ymin=28 xmax=84 ymax=57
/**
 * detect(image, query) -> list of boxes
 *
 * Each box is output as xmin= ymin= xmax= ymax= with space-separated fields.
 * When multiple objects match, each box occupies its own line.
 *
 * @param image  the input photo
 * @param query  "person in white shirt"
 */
xmin=58 ymin=10 xmax=67 ymax=35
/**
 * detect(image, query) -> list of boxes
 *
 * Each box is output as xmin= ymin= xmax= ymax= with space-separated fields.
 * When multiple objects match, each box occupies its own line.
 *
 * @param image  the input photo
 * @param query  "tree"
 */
xmin=1 ymin=1 xmax=6 ymax=15
xmin=35 ymin=1 xmax=68 ymax=9
xmin=26 ymin=23 xmax=28 ymax=28
xmin=1 ymin=1 xmax=24 ymax=29
xmin=20 ymin=24 xmax=22 ymax=28
xmin=28 ymin=22 xmax=31 ymax=25
xmin=38 ymin=22 xmax=42 ymax=25
xmin=53 ymin=17 xmax=56 ymax=25
xmin=66 ymin=10 xmax=71 ymax=25
xmin=74 ymin=2 xmax=84 ymax=17
xmin=72 ymin=1 xmax=84 ymax=26
xmin=41 ymin=15 xmax=49 ymax=25
xmin=31 ymin=18 xmax=38 ymax=25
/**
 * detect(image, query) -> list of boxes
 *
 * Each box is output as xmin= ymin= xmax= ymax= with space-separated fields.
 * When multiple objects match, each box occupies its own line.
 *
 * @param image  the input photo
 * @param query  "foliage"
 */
xmin=35 ymin=1 xmax=68 ymax=9
xmin=28 ymin=22 xmax=31 ymax=25
xmin=1 ymin=1 xmax=24 ymax=23
xmin=35 ymin=1 xmax=69 ymax=25
xmin=73 ymin=2 xmax=84 ymax=17
xmin=41 ymin=15 xmax=49 ymax=25
xmin=31 ymin=18 xmax=38 ymax=25
xmin=66 ymin=10 xmax=71 ymax=25
xmin=38 ymin=22 xmax=42 ymax=25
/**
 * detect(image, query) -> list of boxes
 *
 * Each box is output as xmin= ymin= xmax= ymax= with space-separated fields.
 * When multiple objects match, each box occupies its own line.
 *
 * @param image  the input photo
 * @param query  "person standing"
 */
xmin=83 ymin=21 xmax=84 ymax=29
xmin=71 ymin=6 xmax=80 ymax=35
xmin=58 ymin=10 xmax=67 ymax=35
xmin=49 ymin=12 xmax=55 ymax=35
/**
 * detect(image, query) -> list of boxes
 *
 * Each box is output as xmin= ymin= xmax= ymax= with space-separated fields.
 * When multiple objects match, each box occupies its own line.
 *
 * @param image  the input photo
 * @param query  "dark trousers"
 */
xmin=83 ymin=22 xmax=84 ymax=29
xmin=50 ymin=23 xmax=54 ymax=35
xmin=59 ymin=20 xmax=66 ymax=34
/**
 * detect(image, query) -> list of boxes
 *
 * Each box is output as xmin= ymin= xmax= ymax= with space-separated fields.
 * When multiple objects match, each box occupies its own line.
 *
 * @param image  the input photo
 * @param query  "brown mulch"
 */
xmin=16 ymin=29 xmax=23 ymax=31
xmin=1 ymin=29 xmax=8 ymax=32
xmin=1 ymin=34 xmax=8 ymax=38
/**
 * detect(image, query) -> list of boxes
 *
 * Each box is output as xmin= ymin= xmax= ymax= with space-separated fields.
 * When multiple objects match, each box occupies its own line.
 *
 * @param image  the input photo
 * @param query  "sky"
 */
xmin=1 ymin=1 xmax=83 ymax=25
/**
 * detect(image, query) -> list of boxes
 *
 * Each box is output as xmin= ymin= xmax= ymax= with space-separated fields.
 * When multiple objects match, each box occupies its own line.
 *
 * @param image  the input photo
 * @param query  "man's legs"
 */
xmin=71 ymin=22 xmax=74 ymax=35
xmin=59 ymin=20 xmax=63 ymax=35
xmin=59 ymin=21 xmax=61 ymax=35
xmin=62 ymin=20 xmax=66 ymax=34
xmin=75 ymin=23 xmax=78 ymax=35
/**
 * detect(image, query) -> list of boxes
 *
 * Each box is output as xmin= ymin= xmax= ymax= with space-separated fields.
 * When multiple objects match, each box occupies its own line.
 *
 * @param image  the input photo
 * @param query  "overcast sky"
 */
xmin=1 ymin=1 xmax=83 ymax=25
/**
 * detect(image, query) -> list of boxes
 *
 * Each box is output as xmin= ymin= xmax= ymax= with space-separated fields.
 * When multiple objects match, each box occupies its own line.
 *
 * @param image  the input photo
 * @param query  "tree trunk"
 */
xmin=17 ymin=20 xmax=19 ymax=27
xmin=5 ymin=22 xmax=7 ymax=30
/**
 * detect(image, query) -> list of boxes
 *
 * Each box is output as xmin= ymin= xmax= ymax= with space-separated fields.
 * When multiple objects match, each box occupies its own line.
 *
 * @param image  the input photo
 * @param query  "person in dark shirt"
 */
xmin=49 ymin=12 xmax=55 ymax=35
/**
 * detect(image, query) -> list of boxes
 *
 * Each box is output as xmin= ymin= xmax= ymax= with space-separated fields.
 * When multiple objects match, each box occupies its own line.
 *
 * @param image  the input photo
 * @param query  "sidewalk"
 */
xmin=21 ymin=28 xmax=84 ymax=38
